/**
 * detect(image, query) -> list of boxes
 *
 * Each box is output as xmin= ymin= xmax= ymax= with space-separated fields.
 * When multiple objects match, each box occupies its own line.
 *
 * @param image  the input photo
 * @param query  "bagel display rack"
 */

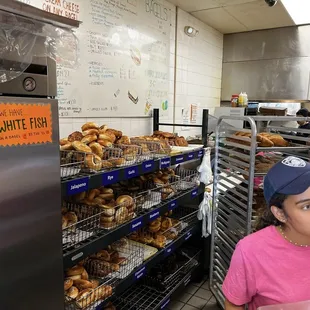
xmin=210 ymin=115 xmax=310 ymax=308
xmin=61 ymin=129 xmax=208 ymax=309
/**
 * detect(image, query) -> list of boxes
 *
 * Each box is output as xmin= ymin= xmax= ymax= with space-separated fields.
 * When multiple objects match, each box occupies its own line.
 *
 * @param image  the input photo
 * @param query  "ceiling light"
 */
xmin=282 ymin=0 xmax=310 ymax=25
xmin=184 ymin=26 xmax=199 ymax=37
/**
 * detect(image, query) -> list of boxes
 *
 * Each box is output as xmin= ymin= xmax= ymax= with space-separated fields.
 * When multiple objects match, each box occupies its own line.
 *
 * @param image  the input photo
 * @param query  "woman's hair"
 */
xmin=296 ymin=108 xmax=310 ymax=117
xmin=255 ymin=193 xmax=288 ymax=231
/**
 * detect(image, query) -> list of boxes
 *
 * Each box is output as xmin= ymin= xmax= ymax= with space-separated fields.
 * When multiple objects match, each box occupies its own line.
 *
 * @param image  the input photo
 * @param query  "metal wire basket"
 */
xmin=131 ymin=138 xmax=170 ymax=159
xmin=84 ymin=238 xmax=144 ymax=280
xmin=60 ymin=150 xmax=86 ymax=180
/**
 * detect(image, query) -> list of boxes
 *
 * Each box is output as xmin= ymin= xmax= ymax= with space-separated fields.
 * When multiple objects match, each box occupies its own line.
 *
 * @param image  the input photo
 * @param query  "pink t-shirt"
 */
xmin=222 ymin=226 xmax=310 ymax=310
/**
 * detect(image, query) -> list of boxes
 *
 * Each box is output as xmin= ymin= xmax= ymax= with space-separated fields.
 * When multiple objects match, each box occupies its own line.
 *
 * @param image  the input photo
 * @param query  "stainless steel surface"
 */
xmin=0 ymin=57 xmax=57 ymax=97
xmin=222 ymin=25 xmax=310 ymax=101
xmin=0 ymin=97 xmax=64 ymax=310
xmin=1 ymin=0 xmax=81 ymax=29
xmin=209 ymin=115 xmax=310 ymax=308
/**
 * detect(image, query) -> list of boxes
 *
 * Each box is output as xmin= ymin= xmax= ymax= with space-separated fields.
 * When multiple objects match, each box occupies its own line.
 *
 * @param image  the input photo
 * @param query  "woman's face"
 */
xmin=282 ymin=187 xmax=310 ymax=237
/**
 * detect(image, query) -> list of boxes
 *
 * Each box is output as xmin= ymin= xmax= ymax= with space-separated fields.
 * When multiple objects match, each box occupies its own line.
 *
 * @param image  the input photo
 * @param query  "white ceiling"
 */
xmin=167 ymin=0 xmax=295 ymax=34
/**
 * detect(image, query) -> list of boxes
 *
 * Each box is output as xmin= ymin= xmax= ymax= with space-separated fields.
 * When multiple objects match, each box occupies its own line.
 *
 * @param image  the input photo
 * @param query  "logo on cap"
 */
xmin=282 ymin=156 xmax=306 ymax=168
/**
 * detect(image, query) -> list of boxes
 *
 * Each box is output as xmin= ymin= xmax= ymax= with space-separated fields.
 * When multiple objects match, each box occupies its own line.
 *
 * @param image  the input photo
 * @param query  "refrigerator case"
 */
xmin=0 ymin=97 xmax=64 ymax=310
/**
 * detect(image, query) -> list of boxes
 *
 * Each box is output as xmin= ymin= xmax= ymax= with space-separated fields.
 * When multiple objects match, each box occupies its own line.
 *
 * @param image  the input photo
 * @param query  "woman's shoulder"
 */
xmin=237 ymin=226 xmax=277 ymax=253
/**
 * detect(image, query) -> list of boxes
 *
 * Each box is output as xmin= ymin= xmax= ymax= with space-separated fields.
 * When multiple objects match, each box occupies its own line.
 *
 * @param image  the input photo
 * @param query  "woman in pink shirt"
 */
xmin=223 ymin=156 xmax=310 ymax=310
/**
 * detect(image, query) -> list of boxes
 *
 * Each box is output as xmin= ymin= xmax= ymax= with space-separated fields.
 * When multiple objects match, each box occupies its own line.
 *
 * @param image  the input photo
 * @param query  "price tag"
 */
xmin=168 ymin=200 xmax=178 ymax=211
xmin=130 ymin=217 xmax=143 ymax=232
xmin=67 ymin=177 xmax=89 ymax=195
xmin=185 ymin=230 xmax=192 ymax=241
xmin=187 ymin=152 xmax=195 ymax=161
xmin=134 ymin=266 xmax=146 ymax=280
xmin=191 ymin=188 xmax=198 ymax=198
xmin=125 ymin=166 xmax=139 ymax=179
xmin=175 ymin=155 xmax=184 ymax=163
xmin=160 ymin=157 xmax=171 ymax=169
xmin=142 ymin=160 xmax=154 ymax=173
xmin=160 ymin=299 xmax=170 ymax=309
xmin=102 ymin=170 xmax=119 ymax=185
xmin=149 ymin=209 xmax=160 ymax=221
xmin=198 ymin=150 xmax=204 ymax=158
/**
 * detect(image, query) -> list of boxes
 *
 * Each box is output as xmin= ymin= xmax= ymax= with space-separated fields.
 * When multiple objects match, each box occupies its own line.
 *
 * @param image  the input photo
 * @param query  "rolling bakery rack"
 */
xmin=61 ymin=120 xmax=210 ymax=309
xmin=210 ymin=115 xmax=310 ymax=309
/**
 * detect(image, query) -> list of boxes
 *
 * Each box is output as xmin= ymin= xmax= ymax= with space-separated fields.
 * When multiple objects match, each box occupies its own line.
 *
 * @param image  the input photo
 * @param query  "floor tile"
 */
xmin=182 ymin=305 xmax=199 ymax=310
xmin=194 ymin=288 xmax=213 ymax=301
xmin=187 ymin=296 xmax=208 ymax=309
xmin=167 ymin=300 xmax=185 ymax=310
xmin=207 ymin=297 xmax=217 ymax=305
xmin=201 ymin=280 xmax=210 ymax=290
xmin=202 ymin=304 xmax=221 ymax=310
xmin=192 ymin=279 xmax=205 ymax=287
xmin=185 ymin=284 xmax=199 ymax=295
xmin=177 ymin=292 xmax=192 ymax=303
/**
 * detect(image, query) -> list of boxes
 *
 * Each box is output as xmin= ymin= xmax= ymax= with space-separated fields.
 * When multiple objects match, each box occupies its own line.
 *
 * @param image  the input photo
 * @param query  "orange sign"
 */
xmin=0 ymin=103 xmax=52 ymax=146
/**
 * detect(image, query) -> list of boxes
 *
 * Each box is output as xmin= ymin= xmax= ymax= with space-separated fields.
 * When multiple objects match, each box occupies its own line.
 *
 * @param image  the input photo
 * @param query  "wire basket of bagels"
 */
xmin=60 ymin=150 xmax=86 ymax=180
xmin=64 ymin=265 xmax=114 ymax=310
xmin=62 ymin=203 xmax=102 ymax=252
xmin=131 ymin=137 xmax=171 ymax=159
xmin=84 ymin=237 xmax=144 ymax=280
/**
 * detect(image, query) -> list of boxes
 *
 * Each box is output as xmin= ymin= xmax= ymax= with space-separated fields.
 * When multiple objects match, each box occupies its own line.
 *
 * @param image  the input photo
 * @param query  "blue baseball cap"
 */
xmin=264 ymin=156 xmax=310 ymax=206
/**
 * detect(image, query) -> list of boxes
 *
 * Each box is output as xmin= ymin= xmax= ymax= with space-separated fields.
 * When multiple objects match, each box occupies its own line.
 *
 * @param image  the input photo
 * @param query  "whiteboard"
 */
xmin=17 ymin=0 xmax=172 ymax=118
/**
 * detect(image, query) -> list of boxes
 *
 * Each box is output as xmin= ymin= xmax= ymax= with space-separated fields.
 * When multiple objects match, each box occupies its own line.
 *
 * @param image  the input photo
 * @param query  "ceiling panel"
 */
xmin=225 ymin=0 xmax=294 ymax=31
xmin=192 ymin=7 xmax=248 ymax=34
xmin=167 ymin=0 xmax=257 ymax=13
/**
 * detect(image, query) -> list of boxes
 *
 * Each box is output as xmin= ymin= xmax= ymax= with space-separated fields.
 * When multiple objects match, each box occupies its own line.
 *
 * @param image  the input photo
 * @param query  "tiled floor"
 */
xmin=167 ymin=278 xmax=221 ymax=310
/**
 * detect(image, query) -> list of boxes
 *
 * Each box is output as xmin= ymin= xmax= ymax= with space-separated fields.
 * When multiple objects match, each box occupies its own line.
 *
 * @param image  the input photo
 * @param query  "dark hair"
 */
xmin=255 ymin=193 xmax=288 ymax=231
xmin=296 ymin=108 xmax=310 ymax=117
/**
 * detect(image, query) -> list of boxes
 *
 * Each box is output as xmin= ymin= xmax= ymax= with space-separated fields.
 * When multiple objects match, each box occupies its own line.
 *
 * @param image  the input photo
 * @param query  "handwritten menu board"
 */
xmin=18 ymin=0 xmax=172 ymax=118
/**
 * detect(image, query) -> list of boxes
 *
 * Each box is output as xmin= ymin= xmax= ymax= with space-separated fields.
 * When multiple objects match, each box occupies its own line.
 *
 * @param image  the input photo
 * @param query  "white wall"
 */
xmin=58 ymin=4 xmax=223 ymax=139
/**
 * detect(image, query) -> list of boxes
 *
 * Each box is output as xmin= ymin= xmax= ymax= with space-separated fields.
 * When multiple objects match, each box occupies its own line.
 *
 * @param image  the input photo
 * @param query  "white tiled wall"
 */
xmin=59 ymin=4 xmax=223 ymax=139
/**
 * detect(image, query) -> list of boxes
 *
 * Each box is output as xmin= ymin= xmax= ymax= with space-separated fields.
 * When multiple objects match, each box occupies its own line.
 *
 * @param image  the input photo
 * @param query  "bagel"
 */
xmin=81 ymin=269 xmax=89 ymax=280
xmin=85 ymin=154 xmax=102 ymax=171
xmin=108 ymin=158 xmax=125 ymax=166
xmin=99 ymin=124 xmax=108 ymax=132
xmin=90 ymin=279 xmax=99 ymax=289
xmin=82 ymin=129 xmax=99 ymax=136
xmin=96 ymin=250 xmax=110 ymax=261
xmin=100 ymin=188 xmax=113 ymax=194
xmin=60 ymin=138 xmax=69 ymax=146
xmin=64 ymin=278 xmax=73 ymax=291
xmin=115 ymin=207 xmax=129 ymax=223
xmin=106 ymin=128 xmax=122 ymax=138
xmin=64 ymin=212 xmax=78 ymax=223
xmin=98 ymin=193 xmax=114 ymax=200
xmin=75 ymin=289 xmax=95 ymax=308
xmin=82 ymin=122 xmax=99 ymax=131
xmin=97 ymin=139 xmax=113 ymax=147
xmin=89 ymin=142 xmax=103 ymax=158
xmin=68 ymin=131 xmax=83 ymax=142
xmin=62 ymin=216 xmax=68 ymax=229
xmin=116 ymin=135 xmax=130 ymax=145
xmin=73 ymin=279 xmax=93 ymax=290
xmin=161 ymin=217 xmax=172 ymax=230
xmin=101 ymin=160 xmax=114 ymax=169
xmin=60 ymin=143 xmax=73 ymax=151
xmin=81 ymin=134 xmax=97 ymax=145
xmin=99 ymin=132 xmax=116 ymax=143
xmin=66 ymin=265 xmax=84 ymax=276
xmin=72 ymin=141 xmax=92 ymax=153
xmin=66 ymin=286 xmax=79 ymax=299
xmin=88 ymin=189 xmax=100 ymax=201
xmin=116 ymin=195 xmax=134 ymax=207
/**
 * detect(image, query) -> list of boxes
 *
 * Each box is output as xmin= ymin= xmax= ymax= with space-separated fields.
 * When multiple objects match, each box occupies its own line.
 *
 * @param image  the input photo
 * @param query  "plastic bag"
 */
xmin=197 ymin=147 xmax=213 ymax=185
xmin=197 ymin=192 xmax=212 ymax=238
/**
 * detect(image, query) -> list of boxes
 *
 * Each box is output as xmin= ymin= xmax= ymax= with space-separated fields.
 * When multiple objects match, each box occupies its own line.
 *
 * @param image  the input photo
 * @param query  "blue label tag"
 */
xmin=198 ymin=150 xmax=203 ymax=158
xmin=149 ymin=209 xmax=160 ymax=221
xmin=160 ymin=157 xmax=171 ymax=169
xmin=130 ymin=217 xmax=143 ymax=232
xmin=175 ymin=155 xmax=184 ymax=163
xmin=142 ymin=160 xmax=154 ymax=173
xmin=160 ymin=299 xmax=170 ymax=309
xmin=191 ymin=188 xmax=198 ymax=198
xmin=168 ymin=200 xmax=178 ymax=211
xmin=125 ymin=166 xmax=139 ymax=179
xmin=134 ymin=266 xmax=146 ymax=280
xmin=185 ymin=230 xmax=192 ymax=241
xmin=67 ymin=177 xmax=89 ymax=195
xmin=165 ymin=245 xmax=173 ymax=256
xmin=187 ymin=152 xmax=195 ymax=161
xmin=102 ymin=170 xmax=119 ymax=185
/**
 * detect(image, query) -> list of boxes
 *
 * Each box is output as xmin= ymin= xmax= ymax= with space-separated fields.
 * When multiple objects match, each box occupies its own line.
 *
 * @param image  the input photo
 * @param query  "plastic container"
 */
xmin=258 ymin=300 xmax=310 ymax=310
xmin=243 ymin=92 xmax=248 ymax=107
xmin=238 ymin=92 xmax=244 ymax=106
xmin=231 ymin=94 xmax=239 ymax=107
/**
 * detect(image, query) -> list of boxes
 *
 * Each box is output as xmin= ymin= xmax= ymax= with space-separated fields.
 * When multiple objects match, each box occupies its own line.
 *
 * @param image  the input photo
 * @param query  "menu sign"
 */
xmin=0 ymin=103 xmax=52 ymax=146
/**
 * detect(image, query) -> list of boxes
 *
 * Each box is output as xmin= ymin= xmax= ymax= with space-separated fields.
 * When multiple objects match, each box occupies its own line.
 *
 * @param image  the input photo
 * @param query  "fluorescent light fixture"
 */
xmin=282 ymin=0 xmax=310 ymax=25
